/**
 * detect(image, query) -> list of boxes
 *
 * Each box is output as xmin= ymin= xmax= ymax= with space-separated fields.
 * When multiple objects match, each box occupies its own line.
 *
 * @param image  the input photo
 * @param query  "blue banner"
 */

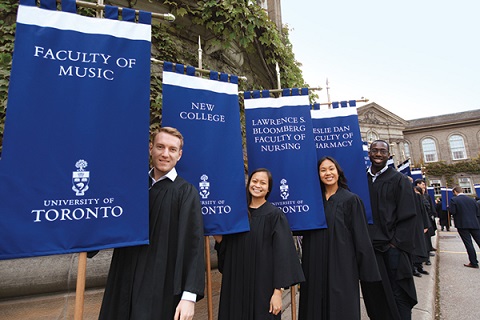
xmin=244 ymin=93 xmax=326 ymax=231
xmin=397 ymin=159 xmax=412 ymax=177
xmin=310 ymin=107 xmax=373 ymax=224
xmin=0 ymin=2 xmax=151 ymax=260
xmin=411 ymin=168 xmax=423 ymax=182
xmin=161 ymin=68 xmax=250 ymax=235
xmin=441 ymin=187 xmax=454 ymax=211
xmin=475 ymin=184 xmax=480 ymax=198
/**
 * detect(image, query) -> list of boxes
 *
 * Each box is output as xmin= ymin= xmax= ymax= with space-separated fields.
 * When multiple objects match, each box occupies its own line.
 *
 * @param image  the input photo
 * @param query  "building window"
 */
xmin=429 ymin=180 xmax=441 ymax=196
xmin=404 ymin=143 xmax=411 ymax=159
xmin=458 ymin=177 xmax=473 ymax=194
xmin=367 ymin=131 xmax=378 ymax=143
xmin=449 ymin=135 xmax=467 ymax=160
xmin=422 ymin=138 xmax=438 ymax=162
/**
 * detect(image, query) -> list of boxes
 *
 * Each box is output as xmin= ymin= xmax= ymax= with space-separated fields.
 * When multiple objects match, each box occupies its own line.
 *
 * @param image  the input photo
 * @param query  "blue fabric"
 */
xmin=282 ymin=88 xmax=290 ymax=97
xmin=163 ymin=61 xmax=173 ymax=72
xmin=122 ymin=8 xmax=135 ymax=22
xmin=441 ymin=188 xmax=454 ymax=211
xmin=291 ymin=88 xmax=299 ymax=96
xmin=20 ymin=0 xmax=36 ymax=6
xmin=301 ymin=88 xmax=308 ymax=95
xmin=261 ymin=90 xmax=269 ymax=98
xmin=313 ymin=103 xmax=320 ymax=110
xmin=0 ymin=4 xmax=151 ymax=259
xmin=220 ymin=73 xmax=228 ymax=82
xmin=253 ymin=90 xmax=261 ymax=98
xmin=340 ymin=101 xmax=348 ymax=108
xmin=349 ymin=100 xmax=356 ymax=107
xmin=175 ymin=63 xmax=184 ymax=74
xmin=210 ymin=70 xmax=218 ymax=80
xmin=61 ymin=0 xmax=76 ymax=13
xmin=186 ymin=65 xmax=195 ymax=76
xmin=244 ymin=91 xmax=252 ymax=99
xmin=162 ymin=71 xmax=249 ymax=235
xmin=138 ymin=11 xmax=152 ymax=25
xmin=40 ymin=0 xmax=56 ymax=10
xmin=230 ymin=75 xmax=238 ymax=84
xmin=105 ymin=6 xmax=119 ymax=20
xmin=475 ymin=184 xmax=480 ymax=198
xmin=332 ymin=101 xmax=339 ymax=109
xmin=311 ymin=109 xmax=373 ymax=224
xmin=244 ymin=96 xmax=327 ymax=231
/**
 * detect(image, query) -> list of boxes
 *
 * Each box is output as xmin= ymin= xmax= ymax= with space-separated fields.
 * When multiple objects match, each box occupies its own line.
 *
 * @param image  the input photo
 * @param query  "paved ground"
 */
xmin=0 ymin=231 xmax=452 ymax=320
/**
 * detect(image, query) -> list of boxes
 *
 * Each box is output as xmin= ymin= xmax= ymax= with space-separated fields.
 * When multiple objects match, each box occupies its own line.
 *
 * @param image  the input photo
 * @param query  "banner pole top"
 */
xmin=151 ymin=58 xmax=248 ymax=81
xmin=239 ymin=87 xmax=322 ymax=95
xmin=64 ymin=0 xmax=176 ymax=21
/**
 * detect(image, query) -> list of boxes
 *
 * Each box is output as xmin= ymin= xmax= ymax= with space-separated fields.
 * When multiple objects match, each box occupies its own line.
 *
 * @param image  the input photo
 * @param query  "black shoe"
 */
xmin=418 ymin=269 xmax=429 ymax=275
xmin=413 ymin=270 xmax=422 ymax=277
xmin=431 ymin=248 xmax=437 ymax=251
xmin=426 ymin=261 xmax=432 ymax=265
xmin=429 ymin=252 xmax=435 ymax=257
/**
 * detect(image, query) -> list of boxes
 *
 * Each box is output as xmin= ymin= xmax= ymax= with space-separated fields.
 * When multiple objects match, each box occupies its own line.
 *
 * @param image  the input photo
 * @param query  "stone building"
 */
xmin=358 ymin=102 xmax=480 ymax=195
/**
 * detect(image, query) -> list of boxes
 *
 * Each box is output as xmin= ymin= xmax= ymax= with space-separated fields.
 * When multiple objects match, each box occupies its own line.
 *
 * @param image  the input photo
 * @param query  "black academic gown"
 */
xmin=362 ymin=168 xmax=418 ymax=320
xmin=298 ymin=187 xmax=381 ymax=320
xmin=99 ymin=176 xmax=205 ymax=320
xmin=412 ymin=192 xmax=429 ymax=264
xmin=216 ymin=201 xmax=305 ymax=320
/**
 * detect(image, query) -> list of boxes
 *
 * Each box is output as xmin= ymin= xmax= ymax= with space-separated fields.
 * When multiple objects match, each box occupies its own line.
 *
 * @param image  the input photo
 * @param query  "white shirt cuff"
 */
xmin=181 ymin=291 xmax=197 ymax=302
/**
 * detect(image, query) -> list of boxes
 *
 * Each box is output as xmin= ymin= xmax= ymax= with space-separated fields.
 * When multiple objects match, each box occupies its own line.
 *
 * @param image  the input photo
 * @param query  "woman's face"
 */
xmin=319 ymin=159 xmax=339 ymax=187
xmin=249 ymin=171 xmax=269 ymax=200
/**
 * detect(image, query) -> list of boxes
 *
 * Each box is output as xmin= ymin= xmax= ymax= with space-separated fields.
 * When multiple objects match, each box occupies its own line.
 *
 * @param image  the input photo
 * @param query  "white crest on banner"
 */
xmin=72 ymin=159 xmax=90 ymax=196
xmin=199 ymin=174 xmax=210 ymax=199
xmin=280 ymin=178 xmax=290 ymax=200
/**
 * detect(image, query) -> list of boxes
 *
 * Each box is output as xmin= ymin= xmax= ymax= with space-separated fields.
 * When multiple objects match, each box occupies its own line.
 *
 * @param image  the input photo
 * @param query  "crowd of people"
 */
xmin=95 ymin=128 xmax=479 ymax=320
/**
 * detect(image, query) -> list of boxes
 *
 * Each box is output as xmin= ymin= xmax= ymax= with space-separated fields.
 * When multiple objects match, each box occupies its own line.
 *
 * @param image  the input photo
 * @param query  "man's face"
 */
xmin=149 ymin=132 xmax=182 ymax=180
xmin=418 ymin=181 xmax=426 ymax=192
xmin=369 ymin=141 xmax=389 ymax=170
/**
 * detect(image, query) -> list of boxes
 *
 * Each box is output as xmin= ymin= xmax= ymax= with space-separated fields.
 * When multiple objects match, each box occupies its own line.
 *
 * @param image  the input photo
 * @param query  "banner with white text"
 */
xmin=161 ymin=65 xmax=250 ymax=235
xmin=0 ymin=0 xmax=151 ymax=259
xmin=244 ymin=92 xmax=327 ymax=231
xmin=311 ymin=106 xmax=373 ymax=223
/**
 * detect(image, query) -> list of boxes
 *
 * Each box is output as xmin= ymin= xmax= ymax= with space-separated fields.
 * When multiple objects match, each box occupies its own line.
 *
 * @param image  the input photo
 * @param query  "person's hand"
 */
xmin=424 ymin=228 xmax=428 ymax=233
xmin=269 ymin=289 xmax=283 ymax=315
xmin=174 ymin=299 xmax=195 ymax=320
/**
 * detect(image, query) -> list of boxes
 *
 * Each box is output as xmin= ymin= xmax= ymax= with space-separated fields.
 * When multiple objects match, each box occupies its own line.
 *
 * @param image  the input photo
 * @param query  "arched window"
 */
xmin=422 ymin=138 xmax=438 ymax=162
xmin=449 ymin=135 xmax=467 ymax=160
xmin=366 ymin=131 xmax=378 ymax=143
xmin=404 ymin=142 xmax=411 ymax=159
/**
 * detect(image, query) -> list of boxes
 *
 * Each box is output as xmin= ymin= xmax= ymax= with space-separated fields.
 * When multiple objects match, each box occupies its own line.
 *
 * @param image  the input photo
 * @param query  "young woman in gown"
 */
xmin=298 ymin=156 xmax=381 ymax=320
xmin=214 ymin=168 xmax=305 ymax=320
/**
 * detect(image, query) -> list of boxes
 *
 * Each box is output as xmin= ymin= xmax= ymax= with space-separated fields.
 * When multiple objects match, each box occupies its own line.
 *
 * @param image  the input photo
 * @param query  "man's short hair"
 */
xmin=150 ymin=127 xmax=184 ymax=149
xmin=370 ymin=140 xmax=389 ymax=151
xmin=414 ymin=178 xmax=425 ymax=186
xmin=453 ymin=186 xmax=463 ymax=194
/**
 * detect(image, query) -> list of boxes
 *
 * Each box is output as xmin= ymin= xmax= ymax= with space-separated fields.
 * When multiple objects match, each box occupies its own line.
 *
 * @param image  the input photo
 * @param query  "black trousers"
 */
xmin=457 ymin=228 xmax=480 ymax=265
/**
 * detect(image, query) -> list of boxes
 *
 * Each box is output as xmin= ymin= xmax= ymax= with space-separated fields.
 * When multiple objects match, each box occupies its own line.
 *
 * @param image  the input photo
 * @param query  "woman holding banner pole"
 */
xmin=213 ymin=168 xmax=304 ymax=320
xmin=298 ymin=156 xmax=381 ymax=320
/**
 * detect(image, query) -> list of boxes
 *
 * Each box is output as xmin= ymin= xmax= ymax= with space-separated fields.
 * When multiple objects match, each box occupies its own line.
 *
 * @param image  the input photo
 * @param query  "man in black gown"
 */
xmin=361 ymin=140 xmax=417 ymax=320
xmin=99 ymin=127 xmax=205 ymax=320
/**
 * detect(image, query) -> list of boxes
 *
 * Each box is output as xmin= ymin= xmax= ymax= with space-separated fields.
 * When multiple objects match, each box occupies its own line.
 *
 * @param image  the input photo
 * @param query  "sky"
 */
xmin=281 ymin=0 xmax=480 ymax=120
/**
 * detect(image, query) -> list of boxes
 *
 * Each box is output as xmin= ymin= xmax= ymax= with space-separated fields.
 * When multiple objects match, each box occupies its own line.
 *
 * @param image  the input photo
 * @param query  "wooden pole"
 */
xmin=205 ymin=237 xmax=213 ymax=320
xmin=74 ymin=252 xmax=87 ymax=320
xmin=290 ymin=285 xmax=297 ymax=320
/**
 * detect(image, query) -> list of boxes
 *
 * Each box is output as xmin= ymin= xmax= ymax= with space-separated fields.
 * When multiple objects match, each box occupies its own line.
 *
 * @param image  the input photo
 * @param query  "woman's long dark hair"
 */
xmin=246 ymin=168 xmax=273 ymax=207
xmin=317 ymin=156 xmax=349 ymax=195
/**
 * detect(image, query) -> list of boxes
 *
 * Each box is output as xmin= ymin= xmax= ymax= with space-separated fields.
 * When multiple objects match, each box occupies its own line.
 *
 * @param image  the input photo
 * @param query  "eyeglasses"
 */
xmin=369 ymin=148 xmax=389 ymax=155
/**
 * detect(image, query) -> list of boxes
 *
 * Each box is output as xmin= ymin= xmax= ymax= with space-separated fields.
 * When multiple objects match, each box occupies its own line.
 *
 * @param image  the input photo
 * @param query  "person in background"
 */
xmin=214 ymin=168 xmax=305 ymax=320
xmin=450 ymin=186 xmax=480 ymax=268
xmin=414 ymin=179 xmax=437 ymax=260
xmin=412 ymin=186 xmax=430 ymax=277
xmin=298 ymin=156 xmax=381 ymax=320
xmin=436 ymin=197 xmax=450 ymax=232
xmin=361 ymin=140 xmax=417 ymax=320
xmin=99 ymin=127 xmax=205 ymax=320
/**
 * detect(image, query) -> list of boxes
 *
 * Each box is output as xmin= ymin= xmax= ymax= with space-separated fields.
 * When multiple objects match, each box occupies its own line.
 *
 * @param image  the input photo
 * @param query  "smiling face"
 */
xmin=248 ymin=171 xmax=270 ymax=201
xmin=149 ymin=131 xmax=182 ymax=180
xmin=319 ymin=159 xmax=339 ymax=188
xmin=369 ymin=141 xmax=390 ymax=173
